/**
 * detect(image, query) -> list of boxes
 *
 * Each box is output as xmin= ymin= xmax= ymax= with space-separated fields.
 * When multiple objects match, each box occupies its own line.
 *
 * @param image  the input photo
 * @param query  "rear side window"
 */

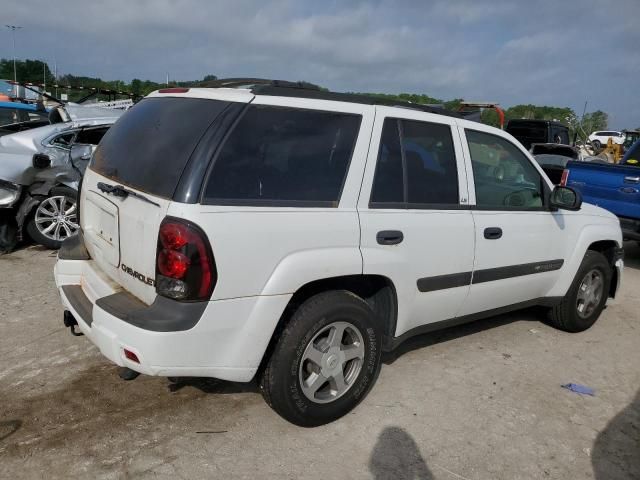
xmin=203 ymin=105 xmax=361 ymax=206
xmin=76 ymin=127 xmax=109 ymax=145
xmin=370 ymin=118 xmax=459 ymax=207
xmin=92 ymin=97 xmax=231 ymax=198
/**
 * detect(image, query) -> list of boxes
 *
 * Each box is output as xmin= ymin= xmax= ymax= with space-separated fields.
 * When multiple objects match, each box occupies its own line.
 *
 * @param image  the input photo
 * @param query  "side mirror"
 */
xmin=32 ymin=153 xmax=51 ymax=169
xmin=550 ymin=186 xmax=582 ymax=211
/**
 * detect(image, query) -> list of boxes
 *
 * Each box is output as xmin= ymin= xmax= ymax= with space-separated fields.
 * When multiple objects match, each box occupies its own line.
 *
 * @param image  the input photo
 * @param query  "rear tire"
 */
xmin=591 ymin=139 xmax=601 ymax=152
xmin=26 ymin=187 xmax=79 ymax=249
xmin=260 ymin=290 xmax=382 ymax=427
xmin=547 ymin=251 xmax=611 ymax=332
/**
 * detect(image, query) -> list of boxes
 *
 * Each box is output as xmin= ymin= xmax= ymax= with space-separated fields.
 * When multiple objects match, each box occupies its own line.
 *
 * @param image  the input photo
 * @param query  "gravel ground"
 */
xmin=1 ymin=242 xmax=639 ymax=480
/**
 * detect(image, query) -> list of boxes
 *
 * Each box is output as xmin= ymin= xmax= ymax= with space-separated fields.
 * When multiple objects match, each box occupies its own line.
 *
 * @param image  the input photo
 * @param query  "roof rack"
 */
xmin=194 ymin=78 xmax=461 ymax=119
xmin=195 ymin=78 xmax=321 ymax=90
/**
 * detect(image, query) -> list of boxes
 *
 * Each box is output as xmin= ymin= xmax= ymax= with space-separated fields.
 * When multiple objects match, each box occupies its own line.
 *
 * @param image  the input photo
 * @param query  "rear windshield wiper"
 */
xmin=97 ymin=182 xmax=160 ymax=207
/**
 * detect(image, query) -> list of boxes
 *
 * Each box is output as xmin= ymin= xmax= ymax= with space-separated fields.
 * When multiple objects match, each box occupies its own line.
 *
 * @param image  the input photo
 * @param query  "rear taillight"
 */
xmin=560 ymin=169 xmax=569 ymax=186
xmin=156 ymin=217 xmax=216 ymax=301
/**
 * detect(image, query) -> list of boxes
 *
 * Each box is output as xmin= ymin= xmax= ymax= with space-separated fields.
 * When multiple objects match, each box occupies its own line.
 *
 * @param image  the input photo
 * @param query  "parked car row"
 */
xmin=0 ymin=105 xmax=122 ymax=252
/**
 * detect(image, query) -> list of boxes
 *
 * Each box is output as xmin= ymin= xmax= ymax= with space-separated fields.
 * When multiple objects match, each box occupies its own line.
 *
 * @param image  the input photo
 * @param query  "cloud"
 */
xmin=2 ymin=0 xmax=639 ymax=127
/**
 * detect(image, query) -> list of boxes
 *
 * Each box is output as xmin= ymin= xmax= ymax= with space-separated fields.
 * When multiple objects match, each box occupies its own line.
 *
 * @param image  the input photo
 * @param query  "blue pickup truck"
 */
xmin=562 ymin=140 xmax=640 ymax=241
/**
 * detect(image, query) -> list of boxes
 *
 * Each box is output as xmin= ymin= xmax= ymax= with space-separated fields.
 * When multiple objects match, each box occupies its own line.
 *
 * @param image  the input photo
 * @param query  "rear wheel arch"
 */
xmin=258 ymin=274 xmax=398 ymax=371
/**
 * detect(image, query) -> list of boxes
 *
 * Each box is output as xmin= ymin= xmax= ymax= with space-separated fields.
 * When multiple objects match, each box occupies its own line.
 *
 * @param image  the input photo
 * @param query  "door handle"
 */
xmin=624 ymin=176 xmax=640 ymax=184
xmin=376 ymin=230 xmax=404 ymax=245
xmin=620 ymin=187 xmax=639 ymax=194
xmin=484 ymin=227 xmax=502 ymax=240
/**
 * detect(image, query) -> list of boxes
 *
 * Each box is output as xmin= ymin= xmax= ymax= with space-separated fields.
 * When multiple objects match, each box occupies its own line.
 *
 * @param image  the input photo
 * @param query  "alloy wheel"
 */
xmin=34 ymin=195 xmax=79 ymax=242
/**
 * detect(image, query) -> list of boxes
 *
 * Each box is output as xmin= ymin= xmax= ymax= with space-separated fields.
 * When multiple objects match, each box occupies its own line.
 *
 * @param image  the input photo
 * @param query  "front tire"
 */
xmin=26 ymin=186 xmax=79 ymax=249
xmin=260 ymin=290 xmax=382 ymax=427
xmin=547 ymin=251 xmax=611 ymax=332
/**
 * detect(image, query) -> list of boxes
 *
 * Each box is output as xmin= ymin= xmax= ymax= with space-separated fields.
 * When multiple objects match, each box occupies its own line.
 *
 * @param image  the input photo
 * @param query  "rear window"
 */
xmin=203 ymin=105 xmax=361 ymax=206
xmin=91 ymin=97 xmax=230 ymax=198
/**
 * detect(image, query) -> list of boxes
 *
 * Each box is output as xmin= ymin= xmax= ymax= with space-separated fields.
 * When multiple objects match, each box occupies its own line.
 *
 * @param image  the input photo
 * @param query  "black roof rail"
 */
xmin=192 ymin=77 xmax=460 ymax=119
xmin=195 ymin=78 xmax=321 ymax=90
xmin=251 ymin=85 xmax=462 ymax=118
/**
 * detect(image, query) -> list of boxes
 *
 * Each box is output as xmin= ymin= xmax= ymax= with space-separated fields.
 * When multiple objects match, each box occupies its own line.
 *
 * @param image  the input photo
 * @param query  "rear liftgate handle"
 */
xmin=484 ymin=227 xmax=503 ymax=240
xmin=377 ymin=230 xmax=404 ymax=245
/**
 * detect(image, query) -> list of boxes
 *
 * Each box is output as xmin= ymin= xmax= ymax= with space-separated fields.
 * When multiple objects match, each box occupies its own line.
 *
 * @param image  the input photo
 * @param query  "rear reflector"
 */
xmin=560 ymin=169 xmax=570 ymax=186
xmin=124 ymin=349 xmax=140 ymax=363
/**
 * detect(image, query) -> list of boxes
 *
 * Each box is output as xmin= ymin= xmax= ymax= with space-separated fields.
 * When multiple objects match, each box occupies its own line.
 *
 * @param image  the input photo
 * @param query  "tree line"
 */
xmin=0 ymin=58 xmax=618 ymax=140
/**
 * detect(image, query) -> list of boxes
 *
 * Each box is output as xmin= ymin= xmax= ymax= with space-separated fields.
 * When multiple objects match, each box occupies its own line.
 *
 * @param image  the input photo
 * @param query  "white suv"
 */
xmin=55 ymin=81 xmax=624 ymax=426
xmin=588 ymin=130 xmax=625 ymax=149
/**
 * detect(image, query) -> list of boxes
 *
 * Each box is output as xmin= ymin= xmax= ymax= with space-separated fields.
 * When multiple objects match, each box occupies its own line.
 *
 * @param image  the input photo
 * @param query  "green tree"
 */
xmin=0 ymin=58 xmax=55 ymax=85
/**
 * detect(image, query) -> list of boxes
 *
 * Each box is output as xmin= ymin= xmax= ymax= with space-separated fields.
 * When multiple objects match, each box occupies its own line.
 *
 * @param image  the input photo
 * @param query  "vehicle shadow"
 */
xmin=369 ymin=426 xmax=433 ymax=479
xmin=591 ymin=389 xmax=640 ymax=479
xmin=383 ymin=308 xmax=541 ymax=365
xmin=167 ymin=376 xmax=259 ymax=394
xmin=623 ymin=241 xmax=640 ymax=270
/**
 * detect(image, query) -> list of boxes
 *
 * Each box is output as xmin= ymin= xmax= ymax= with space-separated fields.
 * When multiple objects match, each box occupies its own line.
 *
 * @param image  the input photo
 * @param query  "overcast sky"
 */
xmin=4 ymin=0 xmax=639 ymax=128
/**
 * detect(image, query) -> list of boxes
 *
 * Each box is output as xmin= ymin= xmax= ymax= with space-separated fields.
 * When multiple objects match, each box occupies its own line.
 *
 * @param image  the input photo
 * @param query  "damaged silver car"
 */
xmin=0 ymin=105 xmax=122 ymax=252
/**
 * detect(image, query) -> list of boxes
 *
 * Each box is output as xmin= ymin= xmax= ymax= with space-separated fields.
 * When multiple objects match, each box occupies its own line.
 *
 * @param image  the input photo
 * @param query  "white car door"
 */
xmin=458 ymin=123 xmax=570 ymax=316
xmin=358 ymin=107 xmax=475 ymax=339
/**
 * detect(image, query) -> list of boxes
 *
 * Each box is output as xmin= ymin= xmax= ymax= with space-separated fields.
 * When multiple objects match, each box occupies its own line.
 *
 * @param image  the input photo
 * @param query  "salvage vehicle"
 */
xmin=506 ymin=119 xmax=570 ymax=150
xmin=55 ymin=81 xmax=623 ymax=427
xmin=0 ymin=101 xmax=50 ymax=135
xmin=531 ymin=143 xmax=580 ymax=184
xmin=561 ymin=139 xmax=640 ymax=241
xmin=0 ymin=106 xmax=121 ymax=252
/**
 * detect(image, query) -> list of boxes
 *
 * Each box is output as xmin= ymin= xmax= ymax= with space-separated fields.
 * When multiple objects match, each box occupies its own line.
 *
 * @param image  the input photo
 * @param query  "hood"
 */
xmin=580 ymin=201 xmax=619 ymax=221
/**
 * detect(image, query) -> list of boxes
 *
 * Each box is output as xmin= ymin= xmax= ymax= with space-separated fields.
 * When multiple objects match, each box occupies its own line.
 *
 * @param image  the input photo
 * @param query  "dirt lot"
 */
xmin=1 ymin=243 xmax=639 ymax=480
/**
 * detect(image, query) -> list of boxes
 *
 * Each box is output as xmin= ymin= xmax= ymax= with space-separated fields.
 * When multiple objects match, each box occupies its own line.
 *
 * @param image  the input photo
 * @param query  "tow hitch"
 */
xmin=63 ymin=310 xmax=84 ymax=336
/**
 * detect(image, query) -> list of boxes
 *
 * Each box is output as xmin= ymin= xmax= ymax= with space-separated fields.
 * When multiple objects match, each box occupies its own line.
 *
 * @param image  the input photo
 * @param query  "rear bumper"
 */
xmin=55 ymin=258 xmax=291 ymax=381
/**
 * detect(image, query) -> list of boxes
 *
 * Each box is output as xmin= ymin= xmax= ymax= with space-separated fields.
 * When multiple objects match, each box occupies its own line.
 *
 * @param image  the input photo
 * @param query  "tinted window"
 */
xmin=204 ymin=106 xmax=361 ymax=205
xmin=370 ymin=119 xmax=403 ymax=203
xmin=466 ymin=129 xmax=544 ymax=209
xmin=92 ymin=97 xmax=230 ymax=198
xmin=370 ymin=118 xmax=459 ymax=207
xmin=76 ymin=127 xmax=109 ymax=145
xmin=402 ymin=120 xmax=458 ymax=204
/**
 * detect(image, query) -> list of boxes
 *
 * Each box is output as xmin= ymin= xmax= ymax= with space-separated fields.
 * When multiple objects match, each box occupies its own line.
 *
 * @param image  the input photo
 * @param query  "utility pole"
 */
xmin=5 ymin=25 xmax=23 ymax=83
xmin=166 ymin=72 xmax=169 ymax=86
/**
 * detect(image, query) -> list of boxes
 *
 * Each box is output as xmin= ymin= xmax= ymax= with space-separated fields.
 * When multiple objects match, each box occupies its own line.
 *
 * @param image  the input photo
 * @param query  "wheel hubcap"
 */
xmin=34 ymin=195 xmax=78 ymax=242
xmin=576 ymin=269 xmax=603 ymax=319
xmin=298 ymin=321 xmax=365 ymax=404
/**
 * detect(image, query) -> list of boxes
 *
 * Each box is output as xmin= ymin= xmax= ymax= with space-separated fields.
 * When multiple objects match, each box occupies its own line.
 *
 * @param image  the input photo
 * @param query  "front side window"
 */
xmin=466 ymin=129 xmax=544 ymax=209
xmin=370 ymin=118 xmax=459 ymax=207
xmin=204 ymin=105 xmax=361 ymax=205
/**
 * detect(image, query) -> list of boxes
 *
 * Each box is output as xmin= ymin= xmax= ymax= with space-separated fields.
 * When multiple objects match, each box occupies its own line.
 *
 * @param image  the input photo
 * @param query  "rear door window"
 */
xmin=91 ymin=97 xmax=231 ymax=199
xmin=203 ymin=105 xmax=361 ymax=206
xmin=370 ymin=118 xmax=459 ymax=207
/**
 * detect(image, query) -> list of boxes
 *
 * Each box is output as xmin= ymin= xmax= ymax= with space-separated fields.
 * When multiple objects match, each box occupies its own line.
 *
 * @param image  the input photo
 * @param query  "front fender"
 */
xmin=546 ymin=222 xmax=623 ymax=297
xmin=260 ymin=247 xmax=363 ymax=296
